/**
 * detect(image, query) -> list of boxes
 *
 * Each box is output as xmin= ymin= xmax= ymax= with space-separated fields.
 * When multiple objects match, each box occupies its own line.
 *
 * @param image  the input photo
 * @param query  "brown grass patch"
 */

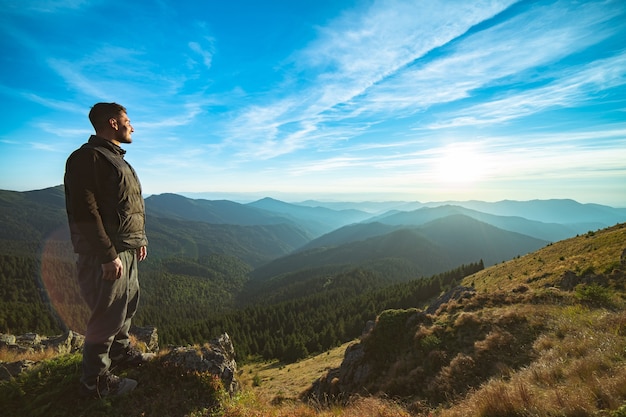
xmin=435 ymin=304 xmax=626 ymax=417
xmin=0 ymin=346 xmax=57 ymax=363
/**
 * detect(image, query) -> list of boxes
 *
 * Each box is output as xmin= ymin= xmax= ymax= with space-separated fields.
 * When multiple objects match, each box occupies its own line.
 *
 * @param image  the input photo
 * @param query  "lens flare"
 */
xmin=40 ymin=227 xmax=88 ymax=333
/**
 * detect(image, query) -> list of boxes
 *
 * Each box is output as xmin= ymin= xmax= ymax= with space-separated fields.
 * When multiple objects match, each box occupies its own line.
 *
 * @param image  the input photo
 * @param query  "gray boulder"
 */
xmin=162 ymin=333 xmax=239 ymax=396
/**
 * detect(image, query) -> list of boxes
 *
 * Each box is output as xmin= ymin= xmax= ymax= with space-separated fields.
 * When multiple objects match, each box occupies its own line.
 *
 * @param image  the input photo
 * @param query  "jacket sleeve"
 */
xmin=65 ymin=148 xmax=118 ymax=263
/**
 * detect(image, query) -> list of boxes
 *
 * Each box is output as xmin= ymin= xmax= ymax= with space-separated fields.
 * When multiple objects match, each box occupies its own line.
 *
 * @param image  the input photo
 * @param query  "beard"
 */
xmin=116 ymin=131 xmax=133 ymax=144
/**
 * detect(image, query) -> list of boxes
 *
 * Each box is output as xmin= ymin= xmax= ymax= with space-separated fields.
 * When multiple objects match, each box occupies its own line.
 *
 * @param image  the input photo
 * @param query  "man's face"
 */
xmin=112 ymin=112 xmax=134 ymax=144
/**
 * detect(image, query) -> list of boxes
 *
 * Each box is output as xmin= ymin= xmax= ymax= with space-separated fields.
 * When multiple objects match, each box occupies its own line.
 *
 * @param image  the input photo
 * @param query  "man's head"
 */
xmin=88 ymin=102 xmax=134 ymax=145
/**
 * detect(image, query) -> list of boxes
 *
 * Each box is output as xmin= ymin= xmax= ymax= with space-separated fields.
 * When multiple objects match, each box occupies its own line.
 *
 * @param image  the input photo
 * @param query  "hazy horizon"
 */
xmin=1 ymin=1 xmax=625 ymax=206
xmin=5 ymin=183 xmax=625 ymax=209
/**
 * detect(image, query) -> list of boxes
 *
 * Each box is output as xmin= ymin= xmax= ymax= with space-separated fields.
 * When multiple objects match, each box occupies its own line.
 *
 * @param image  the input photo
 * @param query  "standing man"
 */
xmin=65 ymin=102 xmax=150 ymax=398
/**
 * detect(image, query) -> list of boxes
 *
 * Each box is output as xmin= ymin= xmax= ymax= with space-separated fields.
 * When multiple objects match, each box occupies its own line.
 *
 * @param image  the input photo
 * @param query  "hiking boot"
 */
xmin=80 ymin=373 xmax=137 ymax=398
xmin=110 ymin=347 xmax=155 ymax=370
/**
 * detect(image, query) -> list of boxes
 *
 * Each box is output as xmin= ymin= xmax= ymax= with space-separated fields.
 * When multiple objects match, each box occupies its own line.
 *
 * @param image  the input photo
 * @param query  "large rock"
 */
xmin=42 ymin=330 xmax=84 ymax=355
xmin=130 ymin=325 xmax=159 ymax=353
xmin=0 ymin=330 xmax=84 ymax=357
xmin=161 ymin=333 xmax=238 ymax=396
xmin=0 ymin=330 xmax=84 ymax=381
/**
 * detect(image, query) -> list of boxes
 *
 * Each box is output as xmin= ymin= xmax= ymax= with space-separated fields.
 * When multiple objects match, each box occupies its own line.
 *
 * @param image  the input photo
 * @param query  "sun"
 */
xmin=434 ymin=143 xmax=489 ymax=185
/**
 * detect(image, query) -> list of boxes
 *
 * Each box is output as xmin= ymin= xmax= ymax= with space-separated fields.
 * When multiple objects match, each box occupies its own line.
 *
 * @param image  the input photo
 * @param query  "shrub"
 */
xmin=368 ymin=309 xmax=420 ymax=359
xmin=420 ymin=334 xmax=441 ymax=351
xmin=575 ymin=283 xmax=614 ymax=307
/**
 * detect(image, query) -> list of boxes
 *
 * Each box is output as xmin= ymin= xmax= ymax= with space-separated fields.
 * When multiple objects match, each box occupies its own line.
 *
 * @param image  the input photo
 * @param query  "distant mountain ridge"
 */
xmin=299 ymin=198 xmax=626 ymax=226
xmin=368 ymin=204 xmax=584 ymax=242
xmin=146 ymin=193 xmax=303 ymax=228
xmin=0 ymin=186 xmax=68 ymax=245
xmin=440 ymin=199 xmax=626 ymax=224
xmin=2 ymin=186 xmax=624 ymax=261
xmin=247 ymin=197 xmax=372 ymax=238
xmin=251 ymin=214 xmax=547 ymax=283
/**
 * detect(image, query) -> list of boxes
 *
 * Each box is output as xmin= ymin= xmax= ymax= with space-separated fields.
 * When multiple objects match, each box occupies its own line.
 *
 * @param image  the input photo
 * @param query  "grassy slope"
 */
xmin=466 ymin=225 xmax=624 ymax=293
xmin=437 ymin=224 xmax=626 ymax=416
xmin=2 ymin=224 xmax=625 ymax=417
xmin=238 ymin=342 xmax=350 ymax=401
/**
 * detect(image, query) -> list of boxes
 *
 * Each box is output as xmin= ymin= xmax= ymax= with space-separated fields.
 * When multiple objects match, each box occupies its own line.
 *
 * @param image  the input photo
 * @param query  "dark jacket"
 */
xmin=64 ymin=135 xmax=148 ymax=263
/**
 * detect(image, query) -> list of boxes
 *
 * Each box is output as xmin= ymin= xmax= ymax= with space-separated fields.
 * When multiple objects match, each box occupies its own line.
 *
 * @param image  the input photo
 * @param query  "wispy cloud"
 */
xmin=188 ymin=38 xmax=216 ymax=70
xmin=222 ymin=0 xmax=518 ymax=159
xmin=30 ymin=142 xmax=63 ymax=152
xmin=431 ymin=52 xmax=626 ymax=129
xmin=348 ymin=0 xmax=622 ymax=121
xmin=0 ymin=0 xmax=92 ymax=14
xmin=36 ymin=123 xmax=91 ymax=138
xmin=218 ymin=0 xmax=626 ymax=166
xmin=46 ymin=44 xmax=179 ymax=100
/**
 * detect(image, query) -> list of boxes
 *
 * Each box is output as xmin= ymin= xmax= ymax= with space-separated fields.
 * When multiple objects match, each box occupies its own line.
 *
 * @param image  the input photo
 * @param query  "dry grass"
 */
xmin=238 ymin=342 xmax=350 ymax=401
xmin=221 ymin=393 xmax=412 ymax=417
xmin=465 ymin=223 xmax=626 ymax=293
xmin=0 ymin=345 xmax=58 ymax=363
xmin=231 ymin=343 xmax=415 ymax=416
xmin=434 ymin=307 xmax=626 ymax=417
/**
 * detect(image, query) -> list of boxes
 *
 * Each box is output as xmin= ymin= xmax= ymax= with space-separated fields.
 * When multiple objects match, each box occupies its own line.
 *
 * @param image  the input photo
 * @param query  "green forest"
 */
xmin=142 ymin=262 xmax=484 ymax=362
xmin=0 ymin=252 xmax=62 ymax=335
xmin=0 ymin=235 xmax=482 ymax=363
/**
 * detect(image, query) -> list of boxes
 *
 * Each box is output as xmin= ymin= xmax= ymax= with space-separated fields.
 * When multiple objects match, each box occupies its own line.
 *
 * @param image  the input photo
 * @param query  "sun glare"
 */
xmin=434 ymin=143 xmax=489 ymax=185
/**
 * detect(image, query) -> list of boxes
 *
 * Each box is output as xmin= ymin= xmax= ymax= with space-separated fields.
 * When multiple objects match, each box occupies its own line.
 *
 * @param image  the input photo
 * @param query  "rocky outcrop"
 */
xmin=425 ymin=285 xmax=475 ymax=314
xmin=0 ymin=328 xmax=239 ymax=396
xmin=556 ymin=269 xmax=610 ymax=291
xmin=0 ymin=326 xmax=158 ymax=381
xmin=1 ymin=330 xmax=85 ymax=356
xmin=302 ymin=286 xmax=477 ymax=404
xmin=0 ymin=330 xmax=85 ymax=381
xmin=162 ymin=333 xmax=239 ymax=396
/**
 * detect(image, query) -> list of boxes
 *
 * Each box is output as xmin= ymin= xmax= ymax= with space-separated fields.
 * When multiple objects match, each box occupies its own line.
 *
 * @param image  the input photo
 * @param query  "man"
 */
xmin=64 ymin=102 xmax=150 ymax=398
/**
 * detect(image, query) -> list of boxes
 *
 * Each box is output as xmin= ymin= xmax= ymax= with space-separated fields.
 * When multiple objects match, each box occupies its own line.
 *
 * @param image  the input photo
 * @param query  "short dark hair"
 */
xmin=88 ymin=102 xmax=127 ymax=131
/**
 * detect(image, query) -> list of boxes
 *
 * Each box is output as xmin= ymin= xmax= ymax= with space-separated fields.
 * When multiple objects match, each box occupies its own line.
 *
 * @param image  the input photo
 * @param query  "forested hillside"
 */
xmin=0 ymin=253 xmax=61 ymax=335
xmin=138 ymin=262 xmax=484 ymax=362
xmin=251 ymin=215 xmax=546 ymax=282
xmin=0 ymin=186 xmax=318 ymax=336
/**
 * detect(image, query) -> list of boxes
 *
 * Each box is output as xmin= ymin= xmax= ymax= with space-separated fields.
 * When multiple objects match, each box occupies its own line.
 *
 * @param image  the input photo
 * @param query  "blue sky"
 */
xmin=1 ymin=0 xmax=625 ymax=206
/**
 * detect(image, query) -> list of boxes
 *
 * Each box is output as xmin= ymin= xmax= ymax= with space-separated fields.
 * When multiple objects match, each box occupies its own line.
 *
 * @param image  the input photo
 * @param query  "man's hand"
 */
xmin=137 ymin=246 xmax=147 ymax=262
xmin=102 ymin=257 xmax=123 ymax=281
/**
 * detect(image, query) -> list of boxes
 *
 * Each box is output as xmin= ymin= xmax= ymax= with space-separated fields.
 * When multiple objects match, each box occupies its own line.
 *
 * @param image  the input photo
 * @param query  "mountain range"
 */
xmin=2 ymin=185 xmax=625 ymax=279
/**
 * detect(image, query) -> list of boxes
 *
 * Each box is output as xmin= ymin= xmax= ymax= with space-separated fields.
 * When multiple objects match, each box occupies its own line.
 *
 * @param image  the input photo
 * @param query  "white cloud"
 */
xmin=188 ymin=39 xmax=215 ymax=70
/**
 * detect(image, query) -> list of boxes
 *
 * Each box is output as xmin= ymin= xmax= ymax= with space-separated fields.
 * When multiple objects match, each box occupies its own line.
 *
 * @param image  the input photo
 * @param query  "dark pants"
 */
xmin=77 ymin=249 xmax=140 ymax=386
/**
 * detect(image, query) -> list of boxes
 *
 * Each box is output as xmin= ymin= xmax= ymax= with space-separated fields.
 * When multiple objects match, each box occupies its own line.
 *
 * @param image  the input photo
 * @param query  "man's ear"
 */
xmin=109 ymin=117 xmax=118 ymax=130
